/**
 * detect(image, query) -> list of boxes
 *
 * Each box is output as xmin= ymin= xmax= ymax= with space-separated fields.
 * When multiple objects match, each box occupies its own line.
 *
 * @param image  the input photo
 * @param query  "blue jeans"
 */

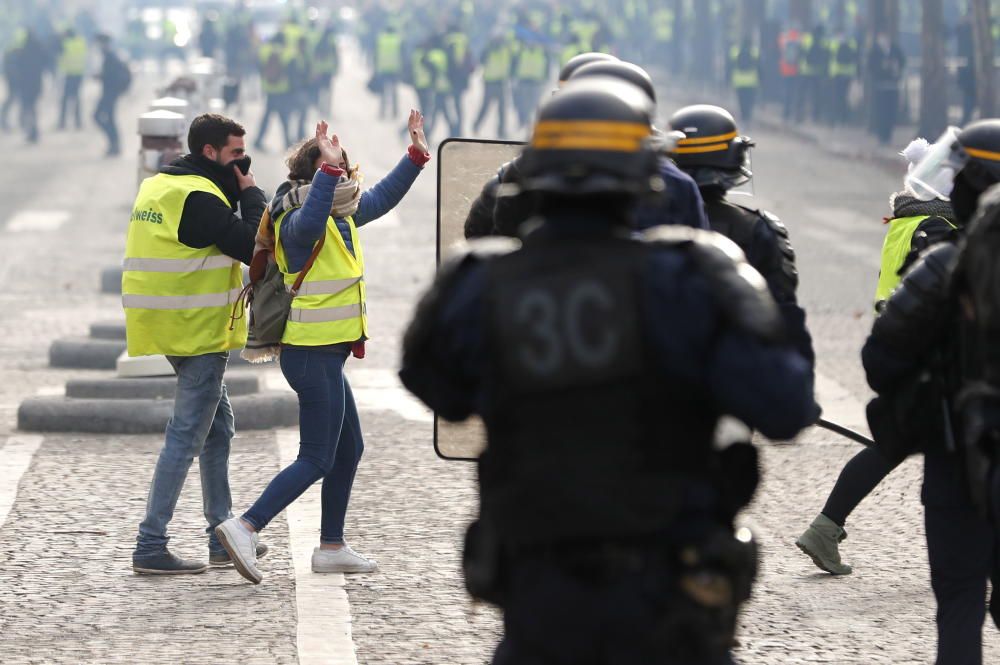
xmin=243 ymin=348 xmax=364 ymax=544
xmin=134 ymin=352 xmax=235 ymax=558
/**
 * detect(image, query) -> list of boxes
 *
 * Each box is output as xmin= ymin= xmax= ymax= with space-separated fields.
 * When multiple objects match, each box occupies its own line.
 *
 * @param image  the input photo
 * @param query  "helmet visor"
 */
xmin=905 ymin=127 xmax=967 ymax=201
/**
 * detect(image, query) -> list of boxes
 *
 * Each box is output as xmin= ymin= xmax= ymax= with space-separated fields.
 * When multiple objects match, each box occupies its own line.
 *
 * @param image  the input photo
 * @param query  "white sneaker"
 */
xmin=215 ymin=518 xmax=262 ymax=584
xmin=311 ymin=545 xmax=378 ymax=573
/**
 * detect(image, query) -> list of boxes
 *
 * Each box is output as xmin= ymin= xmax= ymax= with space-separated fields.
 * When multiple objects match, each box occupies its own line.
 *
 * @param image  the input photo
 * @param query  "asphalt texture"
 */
xmin=0 ymin=41 xmax=997 ymax=664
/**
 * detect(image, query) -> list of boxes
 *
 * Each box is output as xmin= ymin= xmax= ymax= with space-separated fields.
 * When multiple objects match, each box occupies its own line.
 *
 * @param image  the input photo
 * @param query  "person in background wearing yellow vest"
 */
xmin=444 ymin=21 xmax=473 ymax=138
xmin=289 ymin=33 xmax=313 ymax=141
xmin=312 ymin=26 xmax=340 ymax=119
xmin=511 ymin=34 xmax=549 ymax=131
xmin=473 ymin=30 xmax=512 ymax=138
xmin=728 ymin=35 xmax=760 ymax=125
xmin=373 ymin=22 xmax=401 ymax=119
xmin=796 ymin=137 xmax=957 ymax=576
xmin=216 ymin=112 xmax=431 ymax=583
xmin=801 ymin=24 xmax=830 ymax=123
xmin=254 ymin=31 xmax=294 ymax=151
xmin=128 ymin=114 xmax=268 ymax=575
xmin=828 ymin=29 xmax=858 ymax=126
xmin=423 ymin=32 xmax=459 ymax=139
xmin=57 ymin=28 xmax=86 ymax=131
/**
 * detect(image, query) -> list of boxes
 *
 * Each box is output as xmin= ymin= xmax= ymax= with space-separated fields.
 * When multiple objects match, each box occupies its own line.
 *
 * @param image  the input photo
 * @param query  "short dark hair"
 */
xmin=187 ymin=114 xmax=246 ymax=155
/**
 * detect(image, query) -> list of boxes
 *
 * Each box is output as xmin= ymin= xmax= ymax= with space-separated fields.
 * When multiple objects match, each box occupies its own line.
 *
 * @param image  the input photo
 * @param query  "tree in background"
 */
xmin=920 ymin=0 xmax=948 ymax=137
xmin=971 ymin=0 xmax=996 ymax=116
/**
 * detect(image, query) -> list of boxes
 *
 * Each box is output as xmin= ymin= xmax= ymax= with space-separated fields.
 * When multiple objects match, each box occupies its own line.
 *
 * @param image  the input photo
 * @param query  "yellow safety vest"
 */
xmin=874 ymin=215 xmax=956 ymax=306
xmin=274 ymin=212 xmax=367 ymax=346
xmin=515 ymin=44 xmax=547 ymax=81
xmin=445 ymin=31 xmax=469 ymax=66
xmin=560 ymin=42 xmax=584 ymax=69
xmin=829 ymin=39 xmax=858 ymax=78
xmin=375 ymin=31 xmax=402 ymax=74
xmin=122 ymin=175 xmax=246 ymax=357
xmin=59 ymin=36 xmax=87 ymax=76
xmin=259 ymin=44 xmax=293 ymax=94
xmin=799 ymin=33 xmax=817 ymax=75
xmin=730 ymin=47 xmax=759 ymax=88
xmin=652 ymin=9 xmax=674 ymax=42
xmin=483 ymin=43 xmax=512 ymax=82
xmin=411 ymin=47 xmax=432 ymax=89
xmin=426 ymin=47 xmax=451 ymax=92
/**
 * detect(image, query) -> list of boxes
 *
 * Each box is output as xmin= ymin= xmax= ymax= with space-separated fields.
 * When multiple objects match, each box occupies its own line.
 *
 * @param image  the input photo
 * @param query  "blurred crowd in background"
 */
xmin=0 ymin=0 xmax=998 ymax=150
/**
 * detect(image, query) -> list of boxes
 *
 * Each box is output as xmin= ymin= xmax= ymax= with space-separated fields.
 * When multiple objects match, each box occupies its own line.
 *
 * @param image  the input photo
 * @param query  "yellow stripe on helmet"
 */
xmin=677 ymin=130 xmax=737 ymax=146
xmin=964 ymin=146 xmax=1000 ymax=162
xmin=674 ymin=142 xmax=730 ymax=154
xmin=531 ymin=120 xmax=650 ymax=152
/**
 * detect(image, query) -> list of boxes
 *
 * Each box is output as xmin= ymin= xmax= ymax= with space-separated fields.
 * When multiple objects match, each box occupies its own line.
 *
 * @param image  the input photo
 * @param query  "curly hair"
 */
xmin=285 ymin=138 xmax=353 ymax=181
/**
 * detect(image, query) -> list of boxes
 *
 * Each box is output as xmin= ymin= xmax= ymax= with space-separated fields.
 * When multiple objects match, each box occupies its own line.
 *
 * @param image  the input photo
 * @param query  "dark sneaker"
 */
xmin=210 ymin=538 xmax=269 ymax=566
xmin=133 ymin=550 xmax=208 ymax=575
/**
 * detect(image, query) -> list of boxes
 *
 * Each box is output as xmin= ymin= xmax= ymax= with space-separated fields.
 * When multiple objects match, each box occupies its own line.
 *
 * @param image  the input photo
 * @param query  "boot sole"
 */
xmin=215 ymin=524 xmax=262 ymax=585
xmin=795 ymin=540 xmax=852 ymax=575
xmin=311 ymin=564 xmax=378 ymax=574
xmin=133 ymin=565 xmax=208 ymax=575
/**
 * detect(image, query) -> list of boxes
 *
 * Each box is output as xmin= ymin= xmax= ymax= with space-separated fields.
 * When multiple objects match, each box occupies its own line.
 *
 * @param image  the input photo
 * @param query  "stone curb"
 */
xmin=88 ymin=320 xmax=127 ymax=340
xmin=17 ymin=391 xmax=299 ymax=433
xmin=49 ymin=337 xmax=127 ymax=370
xmin=65 ymin=373 xmax=260 ymax=399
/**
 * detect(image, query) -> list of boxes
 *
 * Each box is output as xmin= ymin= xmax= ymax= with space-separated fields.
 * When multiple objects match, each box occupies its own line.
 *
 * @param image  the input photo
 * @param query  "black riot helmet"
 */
xmin=557 ymin=51 xmax=618 ymax=84
xmin=568 ymin=60 xmax=656 ymax=105
xmin=519 ymin=78 xmax=662 ymax=197
xmin=905 ymin=119 xmax=1000 ymax=224
xmin=667 ymin=104 xmax=755 ymax=190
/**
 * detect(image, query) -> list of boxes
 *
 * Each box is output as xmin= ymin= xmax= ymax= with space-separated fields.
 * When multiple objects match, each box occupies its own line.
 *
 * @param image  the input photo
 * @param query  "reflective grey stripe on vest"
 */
xmin=122 ymin=287 xmax=244 ymax=310
xmin=288 ymin=303 xmax=363 ymax=323
xmin=287 ymin=277 xmax=362 ymax=297
xmin=122 ymin=255 xmax=237 ymax=273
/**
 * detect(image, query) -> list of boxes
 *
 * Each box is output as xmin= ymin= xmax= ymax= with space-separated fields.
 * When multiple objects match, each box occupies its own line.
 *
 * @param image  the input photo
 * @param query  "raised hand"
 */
xmin=408 ymin=109 xmax=429 ymax=154
xmin=315 ymin=120 xmax=344 ymax=167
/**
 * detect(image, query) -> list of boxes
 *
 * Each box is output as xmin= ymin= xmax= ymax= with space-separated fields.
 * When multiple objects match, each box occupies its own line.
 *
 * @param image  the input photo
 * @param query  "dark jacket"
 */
xmin=161 ymin=154 xmax=266 ymax=265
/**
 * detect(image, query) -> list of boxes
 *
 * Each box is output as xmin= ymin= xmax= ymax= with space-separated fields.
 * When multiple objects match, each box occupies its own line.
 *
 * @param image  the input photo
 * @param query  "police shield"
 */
xmin=435 ymin=138 xmax=524 ymax=461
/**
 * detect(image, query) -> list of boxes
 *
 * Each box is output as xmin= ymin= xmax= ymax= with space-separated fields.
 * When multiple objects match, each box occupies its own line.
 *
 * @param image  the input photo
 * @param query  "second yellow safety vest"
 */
xmin=515 ymin=44 xmax=547 ymax=82
xmin=59 ymin=35 xmax=87 ymax=76
xmin=730 ymin=47 xmax=759 ymax=88
xmin=375 ymin=32 xmax=402 ymax=74
xmin=874 ymin=215 xmax=956 ymax=306
xmin=275 ymin=212 xmax=367 ymax=346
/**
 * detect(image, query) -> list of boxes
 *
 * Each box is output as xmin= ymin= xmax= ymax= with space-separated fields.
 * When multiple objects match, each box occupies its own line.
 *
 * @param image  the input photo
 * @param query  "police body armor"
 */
xmin=479 ymin=234 xmax=715 ymax=550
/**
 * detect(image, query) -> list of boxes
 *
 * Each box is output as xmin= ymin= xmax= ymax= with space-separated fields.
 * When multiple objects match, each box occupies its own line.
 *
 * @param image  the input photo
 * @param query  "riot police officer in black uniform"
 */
xmin=862 ymin=119 xmax=1000 ymax=664
xmin=400 ymin=78 xmax=817 ymax=664
xmin=463 ymin=57 xmax=709 ymax=239
xmin=668 ymin=104 xmax=814 ymax=369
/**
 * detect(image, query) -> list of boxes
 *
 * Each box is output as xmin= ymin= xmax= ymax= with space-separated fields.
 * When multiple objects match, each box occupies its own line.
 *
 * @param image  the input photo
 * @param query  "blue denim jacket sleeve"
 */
xmin=279 ymin=169 xmax=337 ymax=274
xmin=354 ymin=155 xmax=422 ymax=227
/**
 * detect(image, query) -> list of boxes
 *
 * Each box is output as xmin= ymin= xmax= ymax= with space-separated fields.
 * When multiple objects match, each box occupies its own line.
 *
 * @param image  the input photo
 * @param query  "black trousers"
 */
xmin=492 ymin=556 xmax=736 ymax=665
xmin=474 ymin=81 xmax=508 ymax=137
xmin=923 ymin=453 xmax=1000 ymax=665
xmin=59 ymin=74 xmax=82 ymax=129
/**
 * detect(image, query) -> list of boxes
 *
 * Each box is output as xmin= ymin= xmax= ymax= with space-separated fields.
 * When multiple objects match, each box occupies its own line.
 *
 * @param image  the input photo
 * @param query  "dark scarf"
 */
xmin=889 ymin=191 xmax=955 ymax=222
xmin=160 ymin=154 xmax=242 ymax=207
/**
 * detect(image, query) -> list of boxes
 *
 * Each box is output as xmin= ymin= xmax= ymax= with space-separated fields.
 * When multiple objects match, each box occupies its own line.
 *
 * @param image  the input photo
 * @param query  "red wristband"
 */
xmin=407 ymin=144 xmax=431 ymax=167
xmin=320 ymin=162 xmax=345 ymax=177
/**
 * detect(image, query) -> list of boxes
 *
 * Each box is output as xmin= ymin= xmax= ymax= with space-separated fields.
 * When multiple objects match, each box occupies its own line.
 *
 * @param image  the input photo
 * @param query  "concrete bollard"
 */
xmin=137 ymin=109 xmax=186 ymax=187
xmin=66 ymin=373 xmax=260 ymax=400
xmin=49 ymin=337 xmax=128 ymax=370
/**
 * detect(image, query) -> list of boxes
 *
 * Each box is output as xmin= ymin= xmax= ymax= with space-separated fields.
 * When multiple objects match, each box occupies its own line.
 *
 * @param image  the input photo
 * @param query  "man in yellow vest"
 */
xmin=374 ymin=23 xmax=402 ymax=119
xmin=512 ymin=37 xmax=549 ymax=130
xmin=57 ymin=28 xmax=87 ymax=130
xmin=473 ymin=30 xmax=512 ymax=137
xmin=729 ymin=36 xmax=760 ymax=124
xmin=254 ymin=32 xmax=294 ymax=150
xmin=128 ymin=114 xmax=268 ymax=575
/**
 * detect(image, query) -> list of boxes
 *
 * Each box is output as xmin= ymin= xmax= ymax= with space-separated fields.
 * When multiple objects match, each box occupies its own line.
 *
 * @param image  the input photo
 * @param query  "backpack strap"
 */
xmin=289 ymin=235 xmax=326 ymax=295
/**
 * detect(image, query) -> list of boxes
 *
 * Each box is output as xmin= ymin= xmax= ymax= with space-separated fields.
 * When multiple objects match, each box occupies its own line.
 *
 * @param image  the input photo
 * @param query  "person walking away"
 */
xmin=94 ymin=34 xmax=130 ymax=156
xmin=409 ymin=38 xmax=436 ymax=135
xmin=57 ymin=28 xmax=87 ymax=131
xmin=779 ymin=23 xmax=802 ymax=122
xmin=312 ymin=28 xmax=339 ymax=118
xmin=289 ymin=34 xmax=312 ymax=141
xmin=128 ymin=113 xmax=268 ymax=574
xmin=16 ymin=29 xmax=46 ymax=144
xmin=444 ymin=23 xmax=473 ymax=137
xmin=511 ymin=37 xmax=548 ymax=130
xmin=373 ymin=23 xmax=401 ymax=120
xmin=828 ymin=31 xmax=859 ymax=125
xmin=867 ymin=31 xmax=905 ymax=146
xmin=399 ymin=78 xmax=817 ymax=664
xmin=424 ymin=34 xmax=459 ymax=139
xmin=860 ymin=119 xmax=1000 ymax=663
xmin=796 ymin=136 xmax=960 ymax=575
xmin=215 ymin=112 xmax=431 ymax=584
xmin=802 ymin=24 xmax=830 ymax=123
xmin=729 ymin=36 xmax=760 ymax=125
xmin=255 ymin=32 xmax=294 ymax=150
xmin=1 ymin=28 xmax=25 ymax=133
xmin=473 ymin=31 xmax=512 ymax=137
